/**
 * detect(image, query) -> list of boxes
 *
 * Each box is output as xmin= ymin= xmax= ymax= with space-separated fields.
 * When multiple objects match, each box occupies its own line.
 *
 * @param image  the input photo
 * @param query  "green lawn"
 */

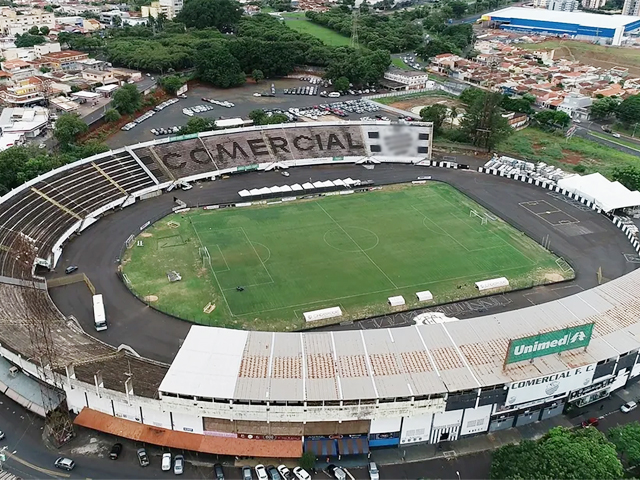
xmin=497 ymin=128 xmax=640 ymax=178
xmin=122 ymin=183 xmax=570 ymax=331
xmin=391 ymin=57 xmax=413 ymax=70
xmin=284 ymin=17 xmax=351 ymax=46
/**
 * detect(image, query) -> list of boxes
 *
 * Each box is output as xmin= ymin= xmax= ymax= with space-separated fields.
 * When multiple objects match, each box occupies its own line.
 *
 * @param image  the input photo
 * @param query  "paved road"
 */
xmin=47 ymin=163 xmax=637 ymax=363
xmin=574 ymin=121 xmax=640 ymax=157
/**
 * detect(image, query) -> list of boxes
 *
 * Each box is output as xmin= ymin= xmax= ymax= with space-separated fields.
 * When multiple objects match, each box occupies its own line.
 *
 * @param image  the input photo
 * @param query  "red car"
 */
xmin=581 ymin=417 xmax=599 ymax=427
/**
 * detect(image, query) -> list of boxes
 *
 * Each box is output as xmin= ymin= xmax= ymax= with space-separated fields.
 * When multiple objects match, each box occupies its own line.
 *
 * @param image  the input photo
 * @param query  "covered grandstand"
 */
xmin=482 ymin=7 xmax=640 ymax=45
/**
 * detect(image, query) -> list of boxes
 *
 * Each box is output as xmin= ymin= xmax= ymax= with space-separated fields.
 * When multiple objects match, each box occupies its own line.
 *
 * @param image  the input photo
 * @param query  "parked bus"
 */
xmin=92 ymin=294 xmax=107 ymax=331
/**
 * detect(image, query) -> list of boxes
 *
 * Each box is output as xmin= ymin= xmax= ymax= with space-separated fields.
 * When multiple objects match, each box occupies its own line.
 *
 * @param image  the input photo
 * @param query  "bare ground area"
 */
xmin=391 ymin=95 xmax=463 ymax=112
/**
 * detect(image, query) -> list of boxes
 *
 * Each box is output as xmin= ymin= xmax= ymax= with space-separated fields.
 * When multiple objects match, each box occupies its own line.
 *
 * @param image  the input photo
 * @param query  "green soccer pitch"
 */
xmin=121 ymin=183 xmax=573 ymax=330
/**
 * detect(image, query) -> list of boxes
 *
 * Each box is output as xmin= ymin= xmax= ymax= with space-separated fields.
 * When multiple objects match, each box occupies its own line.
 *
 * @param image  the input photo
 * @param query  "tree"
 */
xmin=103 ymin=108 xmax=121 ymax=123
xmin=112 ymin=15 xmax=122 ymax=27
xmin=448 ymin=0 xmax=467 ymax=17
xmin=161 ymin=75 xmax=184 ymax=94
xmin=616 ymin=94 xmax=640 ymax=126
xmin=28 ymin=25 xmax=40 ymax=35
xmin=334 ymin=76 xmax=350 ymax=92
xmin=501 ymin=95 xmax=533 ymax=114
xmin=459 ymin=87 xmax=486 ymax=106
xmin=534 ymin=110 xmax=571 ymax=130
xmin=176 ymin=0 xmax=242 ymax=31
xmin=179 ymin=116 xmax=216 ymax=134
xmin=299 ymin=452 xmax=316 ymax=471
xmin=608 ymin=422 xmax=640 ymax=467
xmin=420 ymin=104 xmax=448 ymax=133
xmin=251 ymin=69 xmax=264 ymax=83
xmin=112 ymin=83 xmax=142 ymax=114
xmin=249 ymin=109 xmax=288 ymax=125
xmin=14 ymin=33 xmax=46 ymax=48
xmin=249 ymin=109 xmax=267 ymax=125
xmin=612 ymin=164 xmax=640 ymax=191
xmin=39 ymin=25 xmax=50 ymax=35
xmin=461 ymin=92 xmax=512 ymax=150
xmin=590 ymin=97 xmax=620 ymax=120
xmin=490 ymin=427 xmax=623 ymax=480
xmin=53 ymin=113 xmax=88 ymax=150
xmin=449 ymin=105 xmax=458 ymax=127
xmin=195 ymin=43 xmax=245 ymax=88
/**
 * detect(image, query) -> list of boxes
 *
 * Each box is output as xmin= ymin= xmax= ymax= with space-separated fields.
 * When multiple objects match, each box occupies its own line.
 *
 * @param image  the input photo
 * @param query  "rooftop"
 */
xmin=486 ymin=6 xmax=640 ymax=28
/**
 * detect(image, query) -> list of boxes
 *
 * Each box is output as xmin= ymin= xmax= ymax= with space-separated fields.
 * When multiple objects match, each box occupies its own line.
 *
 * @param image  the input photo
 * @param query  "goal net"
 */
xmin=199 ymin=246 xmax=211 ymax=269
xmin=470 ymin=209 xmax=488 ymax=225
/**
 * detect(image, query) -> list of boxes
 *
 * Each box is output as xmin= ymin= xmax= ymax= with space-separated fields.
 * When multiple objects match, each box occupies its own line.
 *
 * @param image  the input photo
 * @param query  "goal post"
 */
xmin=199 ymin=246 xmax=211 ymax=269
xmin=470 ymin=209 xmax=487 ymax=225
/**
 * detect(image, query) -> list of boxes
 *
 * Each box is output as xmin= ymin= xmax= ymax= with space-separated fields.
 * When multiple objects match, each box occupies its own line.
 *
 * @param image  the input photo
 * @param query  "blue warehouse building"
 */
xmin=483 ymin=7 xmax=640 ymax=46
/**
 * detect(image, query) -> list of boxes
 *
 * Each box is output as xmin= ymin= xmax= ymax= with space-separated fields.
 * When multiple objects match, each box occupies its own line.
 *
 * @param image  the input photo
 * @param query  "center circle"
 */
xmin=323 ymin=226 xmax=380 ymax=252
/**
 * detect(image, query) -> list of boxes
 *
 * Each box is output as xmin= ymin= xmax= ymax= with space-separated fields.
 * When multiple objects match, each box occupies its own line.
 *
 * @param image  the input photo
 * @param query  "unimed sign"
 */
xmin=505 ymin=323 xmax=594 ymax=365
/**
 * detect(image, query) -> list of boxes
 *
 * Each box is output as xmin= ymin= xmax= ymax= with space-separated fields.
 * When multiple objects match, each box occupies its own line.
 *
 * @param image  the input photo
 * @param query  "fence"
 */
xmin=47 ymin=273 xmax=95 ymax=295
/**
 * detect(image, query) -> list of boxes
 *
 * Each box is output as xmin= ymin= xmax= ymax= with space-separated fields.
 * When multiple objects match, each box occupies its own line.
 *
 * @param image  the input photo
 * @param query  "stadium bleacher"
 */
xmin=93 ymin=151 xmax=157 ymax=194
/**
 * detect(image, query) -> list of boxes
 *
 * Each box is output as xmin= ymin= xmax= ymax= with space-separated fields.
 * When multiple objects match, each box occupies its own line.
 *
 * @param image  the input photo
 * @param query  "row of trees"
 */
xmin=491 ymin=422 xmax=640 ymax=479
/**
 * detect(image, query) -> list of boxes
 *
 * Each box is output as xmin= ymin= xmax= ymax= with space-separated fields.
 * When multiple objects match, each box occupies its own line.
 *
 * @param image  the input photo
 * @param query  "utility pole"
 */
xmin=350 ymin=9 xmax=359 ymax=49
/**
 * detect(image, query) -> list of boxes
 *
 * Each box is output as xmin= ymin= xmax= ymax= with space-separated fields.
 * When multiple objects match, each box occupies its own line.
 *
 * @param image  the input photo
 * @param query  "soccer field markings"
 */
xmin=322 ymin=227 xmax=380 ymax=253
xmin=211 ymin=244 xmax=230 ymax=272
xmin=519 ymin=200 xmax=579 ymax=226
xmin=251 ymin=242 xmax=272 ymax=263
xmin=241 ymin=227 xmax=275 ymax=283
xmin=314 ymin=201 xmax=399 ymax=290
xmin=411 ymin=205 xmax=471 ymax=253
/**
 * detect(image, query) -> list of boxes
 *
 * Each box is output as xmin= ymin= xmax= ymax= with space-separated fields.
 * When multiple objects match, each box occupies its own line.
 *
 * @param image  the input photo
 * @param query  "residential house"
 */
xmin=81 ymin=69 xmax=117 ymax=85
xmin=1 ymin=59 xmax=36 ymax=79
xmin=0 ymin=106 xmax=49 ymax=138
xmin=39 ymin=50 xmax=89 ymax=71
xmin=0 ymin=76 xmax=47 ymax=105
xmin=557 ymin=92 xmax=592 ymax=120
xmin=34 ymin=42 xmax=61 ymax=59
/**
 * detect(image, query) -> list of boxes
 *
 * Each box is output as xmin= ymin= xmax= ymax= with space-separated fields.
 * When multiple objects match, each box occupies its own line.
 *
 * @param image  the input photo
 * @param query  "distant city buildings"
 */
xmin=0 ymin=8 xmax=55 ymax=35
xmin=623 ymin=0 xmax=640 ymax=16
xmin=581 ymin=0 xmax=607 ymax=9
xmin=547 ymin=0 xmax=579 ymax=11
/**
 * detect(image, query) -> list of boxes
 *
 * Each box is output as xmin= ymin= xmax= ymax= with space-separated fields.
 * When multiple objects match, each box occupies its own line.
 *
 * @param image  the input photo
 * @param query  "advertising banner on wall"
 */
xmin=505 ymin=323 xmax=594 ymax=365
xmin=505 ymin=364 xmax=596 ymax=407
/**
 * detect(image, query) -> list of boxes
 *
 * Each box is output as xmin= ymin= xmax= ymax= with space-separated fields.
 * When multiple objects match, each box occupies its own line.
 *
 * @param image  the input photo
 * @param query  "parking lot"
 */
xmin=107 ymin=78 xmax=407 ymax=149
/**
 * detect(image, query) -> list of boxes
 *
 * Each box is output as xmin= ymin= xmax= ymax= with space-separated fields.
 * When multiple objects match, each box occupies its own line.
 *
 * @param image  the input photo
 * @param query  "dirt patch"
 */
xmin=143 ymin=295 xmax=159 ymax=302
xmin=561 ymin=151 xmax=582 ymax=165
xmin=140 ymin=232 xmax=153 ymax=237
xmin=545 ymin=273 xmax=565 ymax=282
xmin=391 ymin=96 xmax=462 ymax=112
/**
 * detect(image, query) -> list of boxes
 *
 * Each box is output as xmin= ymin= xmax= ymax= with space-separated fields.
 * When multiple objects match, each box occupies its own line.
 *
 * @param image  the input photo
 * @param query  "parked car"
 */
xmin=368 ymin=461 xmax=379 ymax=480
xmin=281 ymin=171 xmax=290 ymax=177
xmin=581 ymin=417 xmax=599 ymax=428
xmin=266 ymin=465 xmax=282 ymax=480
xmin=243 ymin=466 xmax=254 ymax=480
xmin=136 ymin=448 xmax=150 ymax=467
xmin=162 ymin=453 xmax=172 ymax=471
xmin=109 ymin=442 xmax=123 ymax=460
xmin=622 ymin=401 xmax=637 ymax=413
xmin=255 ymin=464 xmax=269 ymax=480
xmin=54 ymin=457 xmax=75 ymax=471
xmin=65 ymin=265 xmax=78 ymax=274
xmin=327 ymin=464 xmax=346 ymax=480
xmin=292 ymin=467 xmax=311 ymax=480
xmin=214 ymin=463 xmax=225 ymax=479
xmin=174 ymin=455 xmax=184 ymax=475
xmin=613 ymin=133 xmax=621 ymax=138
xmin=277 ymin=465 xmax=290 ymax=479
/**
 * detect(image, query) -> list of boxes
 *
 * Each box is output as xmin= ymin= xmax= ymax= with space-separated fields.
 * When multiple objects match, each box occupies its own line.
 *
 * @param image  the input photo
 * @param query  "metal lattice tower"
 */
xmin=350 ymin=9 xmax=359 ymax=49
xmin=13 ymin=235 xmax=74 ymax=445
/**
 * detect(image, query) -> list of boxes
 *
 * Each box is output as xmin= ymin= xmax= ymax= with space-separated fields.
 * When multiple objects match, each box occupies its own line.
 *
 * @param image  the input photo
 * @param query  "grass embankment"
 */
xmin=496 ymin=128 xmax=640 ymax=178
xmin=283 ymin=14 xmax=351 ymax=46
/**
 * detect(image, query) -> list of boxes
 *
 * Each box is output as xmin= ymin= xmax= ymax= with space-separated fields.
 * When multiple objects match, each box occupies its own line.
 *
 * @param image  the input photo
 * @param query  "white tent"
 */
xmin=416 ymin=290 xmax=433 ymax=302
xmin=388 ymin=295 xmax=405 ymax=307
xmin=238 ymin=189 xmax=250 ymax=197
xmin=557 ymin=173 xmax=640 ymax=213
xmin=290 ymin=184 xmax=303 ymax=192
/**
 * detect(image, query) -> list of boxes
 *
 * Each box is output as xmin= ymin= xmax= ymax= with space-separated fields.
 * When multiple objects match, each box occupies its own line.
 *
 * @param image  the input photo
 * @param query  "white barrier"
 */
xmin=303 ymin=306 xmax=343 ymax=323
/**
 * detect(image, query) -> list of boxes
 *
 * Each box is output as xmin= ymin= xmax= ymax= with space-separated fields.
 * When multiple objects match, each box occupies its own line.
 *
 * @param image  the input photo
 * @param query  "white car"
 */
xmin=621 ymin=401 xmax=637 ymax=413
xmin=292 ymin=467 xmax=310 ymax=480
xmin=174 ymin=455 xmax=184 ymax=475
xmin=255 ymin=464 xmax=268 ymax=480
xmin=613 ymin=133 xmax=621 ymax=138
xmin=368 ymin=462 xmax=379 ymax=480
xmin=162 ymin=453 xmax=172 ymax=471
xmin=277 ymin=465 xmax=290 ymax=479
xmin=281 ymin=171 xmax=290 ymax=177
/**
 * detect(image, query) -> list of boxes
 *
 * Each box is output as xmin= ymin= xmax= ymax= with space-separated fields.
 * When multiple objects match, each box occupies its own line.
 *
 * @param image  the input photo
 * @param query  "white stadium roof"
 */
xmin=558 ymin=173 xmax=640 ymax=212
xmin=487 ymin=6 xmax=640 ymax=29
xmin=160 ymin=266 xmax=640 ymax=402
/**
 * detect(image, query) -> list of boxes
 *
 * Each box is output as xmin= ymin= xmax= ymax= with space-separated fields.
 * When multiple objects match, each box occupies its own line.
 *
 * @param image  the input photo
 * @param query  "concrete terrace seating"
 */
xmin=0 ymin=283 xmax=116 ymax=366
xmin=133 ymin=146 xmax=171 ymax=183
xmin=0 ymin=154 xmax=155 ymax=277
xmin=94 ymin=151 xmax=156 ymax=194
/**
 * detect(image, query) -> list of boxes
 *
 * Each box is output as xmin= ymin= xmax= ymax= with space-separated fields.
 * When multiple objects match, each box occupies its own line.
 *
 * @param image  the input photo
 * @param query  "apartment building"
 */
xmin=0 ymin=8 xmax=55 ymax=35
xmin=39 ymin=50 xmax=89 ymax=71
xmin=1 ymin=59 xmax=36 ymax=79
xmin=623 ymin=0 xmax=640 ymax=15
xmin=81 ymin=69 xmax=117 ymax=85
xmin=582 ymin=0 xmax=606 ymax=9
xmin=0 ymin=77 xmax=46 ymax=106
xmin=547 ymin=0 xmax=579 ymax=11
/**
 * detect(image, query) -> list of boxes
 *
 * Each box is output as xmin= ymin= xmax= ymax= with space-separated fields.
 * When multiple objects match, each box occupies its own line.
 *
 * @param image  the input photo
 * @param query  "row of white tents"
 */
xmin=238 ymin=178 xmax=363 ymax=198
xmin=558 ymin=173 xmax=640 ymax=213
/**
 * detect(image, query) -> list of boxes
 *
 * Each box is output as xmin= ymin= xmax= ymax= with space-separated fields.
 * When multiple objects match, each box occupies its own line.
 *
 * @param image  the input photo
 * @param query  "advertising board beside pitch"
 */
xmin=505 ymin=323 xmax=594 ymax=365
xmin=505 ymin=364 xmax=596 ymax=406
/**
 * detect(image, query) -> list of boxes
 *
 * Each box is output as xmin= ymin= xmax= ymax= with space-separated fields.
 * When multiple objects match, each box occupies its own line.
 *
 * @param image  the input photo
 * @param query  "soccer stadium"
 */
xmin=2 ymin=121 xmax=640 ymax=458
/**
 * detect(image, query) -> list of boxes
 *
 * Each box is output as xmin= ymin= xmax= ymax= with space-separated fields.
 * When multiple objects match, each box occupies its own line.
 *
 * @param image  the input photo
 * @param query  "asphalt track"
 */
xmin=47 ymin=163 xmax=638 ymax=364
